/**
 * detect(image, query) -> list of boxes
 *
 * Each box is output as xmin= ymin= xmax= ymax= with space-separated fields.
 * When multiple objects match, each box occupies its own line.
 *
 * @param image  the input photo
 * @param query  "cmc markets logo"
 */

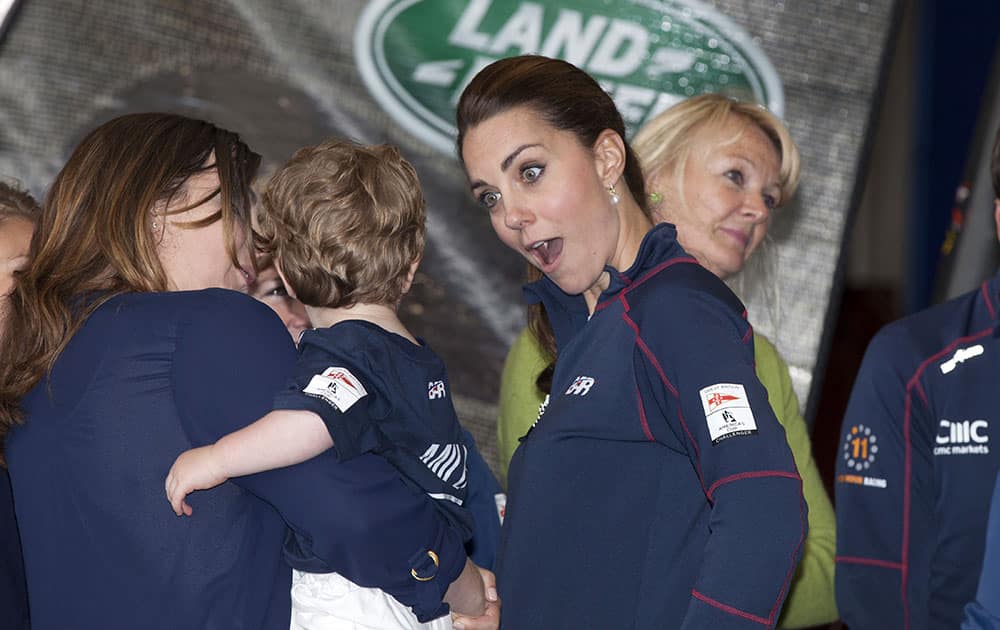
xmin=354 ymin=0 xmax=784 ymax=155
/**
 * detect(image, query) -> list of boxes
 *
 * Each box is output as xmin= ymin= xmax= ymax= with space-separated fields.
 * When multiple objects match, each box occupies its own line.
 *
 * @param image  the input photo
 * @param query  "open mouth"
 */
xmin=529 ymin=237 xmax=564 ymax=268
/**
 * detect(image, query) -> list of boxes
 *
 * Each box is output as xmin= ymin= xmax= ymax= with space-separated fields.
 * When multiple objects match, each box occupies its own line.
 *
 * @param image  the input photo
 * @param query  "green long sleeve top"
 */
xmin=496 ymin=328 xmax=838 ymax=629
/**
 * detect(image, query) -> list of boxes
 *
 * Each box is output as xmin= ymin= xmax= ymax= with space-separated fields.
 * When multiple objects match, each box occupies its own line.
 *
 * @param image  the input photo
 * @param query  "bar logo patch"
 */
xmin=699 ymin=383 xmax=758 ymax=444
xmin=303 ymin=366 xmax=368 ymax=412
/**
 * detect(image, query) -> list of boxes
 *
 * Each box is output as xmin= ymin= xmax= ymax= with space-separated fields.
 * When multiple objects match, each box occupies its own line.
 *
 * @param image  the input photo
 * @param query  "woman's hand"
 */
xmin=164 ymin=445 xmax=228 ymax=516
xmin=450 ymin=562 xmax=500 ymax=630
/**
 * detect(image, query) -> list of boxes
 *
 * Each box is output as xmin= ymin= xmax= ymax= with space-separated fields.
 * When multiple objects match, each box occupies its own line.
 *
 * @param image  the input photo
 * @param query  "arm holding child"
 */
xmin=165 ymin=399 xmax=498 ymax=624
xmin=165 ymin=409 xmax=332 ymax=516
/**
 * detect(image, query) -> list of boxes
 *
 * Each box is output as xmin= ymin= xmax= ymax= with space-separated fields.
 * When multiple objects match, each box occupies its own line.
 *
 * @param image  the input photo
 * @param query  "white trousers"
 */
xmin=289 ymin=570 xmax=453 ymax=630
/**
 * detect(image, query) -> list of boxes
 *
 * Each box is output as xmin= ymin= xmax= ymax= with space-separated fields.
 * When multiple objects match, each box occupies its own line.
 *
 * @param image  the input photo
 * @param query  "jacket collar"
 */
xmin=522 ymin=223 xmax=689 ymax=348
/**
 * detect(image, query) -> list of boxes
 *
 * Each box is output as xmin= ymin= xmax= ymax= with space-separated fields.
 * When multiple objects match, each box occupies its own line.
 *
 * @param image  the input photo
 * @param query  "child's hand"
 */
xmin=164 ymin=445 xmax=228 ymax=516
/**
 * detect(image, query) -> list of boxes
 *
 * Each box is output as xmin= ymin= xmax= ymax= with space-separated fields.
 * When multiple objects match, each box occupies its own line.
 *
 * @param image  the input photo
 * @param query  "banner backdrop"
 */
xmin=0 ymin=0 xmax=898 ymax=470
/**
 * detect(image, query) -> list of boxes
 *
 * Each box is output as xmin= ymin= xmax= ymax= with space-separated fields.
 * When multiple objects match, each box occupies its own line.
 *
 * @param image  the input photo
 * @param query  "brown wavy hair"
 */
xmin=258 ymin=139 xmax=425 ymax=309
xmin=0 ymin=113 xmax=260 ymax=457
xmin=455 ymin=55 xmax=650 ymax=393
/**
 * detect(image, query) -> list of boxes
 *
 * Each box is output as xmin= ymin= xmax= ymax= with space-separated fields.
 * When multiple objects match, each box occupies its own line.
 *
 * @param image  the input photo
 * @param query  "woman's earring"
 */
xmin=648 ymin=191 xmax=663 ymax=205
xmin=608 ymin=184 xmax=620 ymax=205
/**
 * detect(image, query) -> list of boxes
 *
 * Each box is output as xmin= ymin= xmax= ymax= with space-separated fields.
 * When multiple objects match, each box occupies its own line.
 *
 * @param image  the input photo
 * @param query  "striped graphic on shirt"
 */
xmin=420 ymin=443 xmax=468 ymax=504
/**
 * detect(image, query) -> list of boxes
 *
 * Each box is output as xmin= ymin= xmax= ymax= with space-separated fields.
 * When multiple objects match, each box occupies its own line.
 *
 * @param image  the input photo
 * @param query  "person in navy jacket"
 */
xmin=456 ymin=55 xmax=807 ymax=629
xmin=0 ymin=113 xmax=487 ymax=630
xmin=0 ymin=180 xmax=37 ymax=630
xmin=835 ymin=126 xmax=1000 ymax=629
xmin=962 ymin=472 xmax=1000 ymax=629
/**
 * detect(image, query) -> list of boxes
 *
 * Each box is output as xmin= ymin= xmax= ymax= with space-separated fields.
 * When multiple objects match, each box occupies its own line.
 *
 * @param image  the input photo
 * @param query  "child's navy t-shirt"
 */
xmin=273 ymin=320 xmax=474 ymax=540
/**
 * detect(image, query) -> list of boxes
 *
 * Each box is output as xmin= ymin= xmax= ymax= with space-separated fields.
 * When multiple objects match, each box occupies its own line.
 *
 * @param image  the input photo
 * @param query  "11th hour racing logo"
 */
xmin=355 ymin=0 xmax=784 ymax=155
xmin=838 ymin=424 xmax=887 ymax=489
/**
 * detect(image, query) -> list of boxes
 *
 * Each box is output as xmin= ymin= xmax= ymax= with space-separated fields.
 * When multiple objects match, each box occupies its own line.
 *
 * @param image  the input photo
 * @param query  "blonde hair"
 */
xmin=258 ymin=139 xmax=426 ymax=308
xmin=633 ymin=94 xmax=800 ymax=210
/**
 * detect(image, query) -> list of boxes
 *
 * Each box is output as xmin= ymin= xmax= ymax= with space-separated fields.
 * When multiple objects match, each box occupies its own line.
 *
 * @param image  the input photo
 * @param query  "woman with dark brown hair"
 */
xmin=0 ymin=113 xmax=485 ymax=630
xmin=0 ymin=180 xmax=38 ymax=630
xmin=457 ymin=55 xmax=806 ymax=628
xmin=495 ymin=94 xmax=838 ymax=628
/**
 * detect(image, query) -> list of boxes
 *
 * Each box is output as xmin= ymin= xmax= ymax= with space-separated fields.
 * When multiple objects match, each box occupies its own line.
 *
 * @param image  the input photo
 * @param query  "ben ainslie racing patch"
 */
xmin=699 ymin=383 xmax=759 ymax=445
xmin=302 ymin=366 xmax=368 ymax=412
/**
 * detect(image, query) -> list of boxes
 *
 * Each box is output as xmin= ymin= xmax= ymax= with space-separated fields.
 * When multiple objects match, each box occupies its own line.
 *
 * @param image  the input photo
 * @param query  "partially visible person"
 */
xmin=495 ymin=94 xmax=836 ymax=628
xmin=166 ymin=138 xmax=498 ymax=628
xmin=249 ymin=255 xmax=505 ymax=574
xmin=835 ymin=124 xmax=1000 ymax=629
xmin=459 ymin=55 xmax=805 ymax=628
xmin=249 ymin=255 xmax=311 ymax=343
xmin=0 ymin=183 xmax=34 ymax=302
xmin=0 ymin=180 xmax=37 ymax=630
xmin=962 ymin=472 xmax=1000 ymax=629
xmin=0 ymin=113 xmax=486 ymax=630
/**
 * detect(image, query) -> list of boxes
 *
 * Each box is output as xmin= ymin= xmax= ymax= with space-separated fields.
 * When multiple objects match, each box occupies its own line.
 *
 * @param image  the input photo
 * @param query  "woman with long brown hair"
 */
xmin=457 ymin=56 xmax=806 ymax=628
xmin=0 ymin=180 xmax=38 ymax=630
xmin=494 ymin=94 xmax=838 ymax=628
xmin=0 ymin=113 xmax=487 ymax=630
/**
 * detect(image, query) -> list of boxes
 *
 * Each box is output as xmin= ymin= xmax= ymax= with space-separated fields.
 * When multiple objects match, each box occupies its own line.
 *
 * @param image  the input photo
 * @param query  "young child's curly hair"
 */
xmin=0 ymin=181 xmax=40 ymax=222
xmin=258 ymin=139 xmax=426 ymax=308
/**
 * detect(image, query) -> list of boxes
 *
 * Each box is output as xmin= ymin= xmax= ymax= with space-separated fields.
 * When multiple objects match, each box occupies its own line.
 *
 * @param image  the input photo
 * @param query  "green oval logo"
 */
xmin=355 ymin=0 xmax=784 ymax=155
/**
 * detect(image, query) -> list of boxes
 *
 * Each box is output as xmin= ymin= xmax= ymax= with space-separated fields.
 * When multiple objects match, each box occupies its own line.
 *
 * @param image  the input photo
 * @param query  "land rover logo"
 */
xmin=355 ymin=0 xmax=784 ymax=156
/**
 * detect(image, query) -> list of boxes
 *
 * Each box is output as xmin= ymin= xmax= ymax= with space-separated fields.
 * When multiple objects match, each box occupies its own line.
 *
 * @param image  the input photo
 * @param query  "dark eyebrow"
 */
xmin=502 ymin=143 xmax=540 ymax=171
xmin=469 ymin=143 xmax=542 ymax=192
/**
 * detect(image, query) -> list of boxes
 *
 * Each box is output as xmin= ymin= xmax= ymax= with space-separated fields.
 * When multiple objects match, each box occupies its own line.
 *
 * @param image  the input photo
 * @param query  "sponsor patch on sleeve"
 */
xmin=302 ymin=366 xmax=368 ymax=412
xmin=699 ymin=383 xmax=758 ymax=445
xmin=836 ymin=423 xmax=887 ymax=488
